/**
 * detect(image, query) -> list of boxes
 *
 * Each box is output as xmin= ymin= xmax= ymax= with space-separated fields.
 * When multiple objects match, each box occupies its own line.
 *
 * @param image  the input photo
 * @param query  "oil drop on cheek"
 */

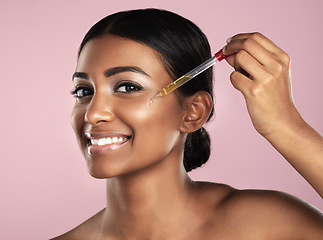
xmin=149 ymin=99 xmax=154 ymax=107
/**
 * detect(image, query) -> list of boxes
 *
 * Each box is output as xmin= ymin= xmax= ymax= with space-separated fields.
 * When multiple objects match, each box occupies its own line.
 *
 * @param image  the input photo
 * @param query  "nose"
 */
xmin=84 ymin=95 xmax=114 ymax=125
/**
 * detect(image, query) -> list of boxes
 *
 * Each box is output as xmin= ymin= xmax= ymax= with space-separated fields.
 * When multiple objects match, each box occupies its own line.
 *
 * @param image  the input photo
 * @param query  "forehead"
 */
xmin=77 ymin=34 xmax=163 ymax=75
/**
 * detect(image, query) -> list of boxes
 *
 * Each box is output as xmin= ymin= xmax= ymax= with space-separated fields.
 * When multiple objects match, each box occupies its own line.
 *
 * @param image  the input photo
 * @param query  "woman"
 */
xmin=52 ymin=8 xmax=323 ymax=239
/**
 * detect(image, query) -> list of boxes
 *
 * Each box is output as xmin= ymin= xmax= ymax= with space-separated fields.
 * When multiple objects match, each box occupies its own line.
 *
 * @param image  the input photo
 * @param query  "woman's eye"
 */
xmin=71 ymin=87 xmax=94 ymax=98
xmin=115 ymin=82 xmax=142 ymax=93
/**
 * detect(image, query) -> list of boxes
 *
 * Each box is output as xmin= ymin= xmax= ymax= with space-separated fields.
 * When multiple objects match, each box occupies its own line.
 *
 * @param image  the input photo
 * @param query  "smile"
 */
xmin=90 ymin=137 xmax=127 ymax=146
xmin=84 ymin=132 xmax=131 ymax=155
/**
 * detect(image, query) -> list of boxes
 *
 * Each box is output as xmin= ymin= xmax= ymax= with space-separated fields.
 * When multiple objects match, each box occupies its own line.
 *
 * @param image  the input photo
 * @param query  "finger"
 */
xmin=224 ymin=36 xmax=275 ymax=67
xmin=234 ymin=50 xmax=269 ymax=82
xmin=225 ymin=36 xmax=291 ymax=79
xmin=227 ymin=32 xmax=284 ymax=55
xmin=225 ymin=54 xmax=235 ymax=67
xmin=230 ymin=71 xmax=252 ymax=96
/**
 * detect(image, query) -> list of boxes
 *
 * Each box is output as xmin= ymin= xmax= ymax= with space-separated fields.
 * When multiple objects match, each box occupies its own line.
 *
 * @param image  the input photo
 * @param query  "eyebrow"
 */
xmin=72 ymin=66 xmax=151 ymax=80
xmin=72 ymin=72 xmax=89 ymax=80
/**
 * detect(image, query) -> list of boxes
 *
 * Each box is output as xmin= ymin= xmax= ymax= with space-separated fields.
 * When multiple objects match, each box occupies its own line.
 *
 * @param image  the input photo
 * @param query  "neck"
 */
xmin=101 ymin=150 xmax=198 ymax=238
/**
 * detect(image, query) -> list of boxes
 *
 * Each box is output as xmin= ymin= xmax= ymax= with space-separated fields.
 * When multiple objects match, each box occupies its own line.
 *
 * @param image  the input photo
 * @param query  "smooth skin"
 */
xmin=52 ymin=33 xmax=323 ymax=240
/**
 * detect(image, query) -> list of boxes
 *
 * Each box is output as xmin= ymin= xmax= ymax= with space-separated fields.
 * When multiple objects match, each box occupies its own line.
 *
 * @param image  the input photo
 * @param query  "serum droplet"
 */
xmin=149 ymin=99 xmax=153 ymax=107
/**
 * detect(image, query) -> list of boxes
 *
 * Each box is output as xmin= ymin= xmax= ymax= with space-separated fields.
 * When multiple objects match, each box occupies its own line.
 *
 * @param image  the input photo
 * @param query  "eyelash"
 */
xmin=114 ymin=82 xmax=143 ymax=94
xmin=70 ymin=86 xmax=93 ymax=98
xmin=70 ymin=82 xmax=143 ymax=98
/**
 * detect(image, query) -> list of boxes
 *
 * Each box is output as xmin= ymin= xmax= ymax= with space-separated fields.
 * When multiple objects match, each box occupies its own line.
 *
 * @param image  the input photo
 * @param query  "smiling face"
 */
xmin=71 ymin=34 xmax=188 ymax=178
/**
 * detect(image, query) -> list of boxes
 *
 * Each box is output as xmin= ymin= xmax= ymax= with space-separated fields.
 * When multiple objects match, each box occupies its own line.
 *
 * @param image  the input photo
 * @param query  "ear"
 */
xmin=179 ymin=91 xmax=213 ymax=133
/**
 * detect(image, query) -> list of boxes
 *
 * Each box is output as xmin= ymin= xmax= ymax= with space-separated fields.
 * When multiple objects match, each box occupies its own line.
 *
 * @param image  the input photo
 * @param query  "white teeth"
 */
xmin=90 ymin=137 xmax=126 ymax=146
xmin=98 ymin=138 xmax=106 ymax=146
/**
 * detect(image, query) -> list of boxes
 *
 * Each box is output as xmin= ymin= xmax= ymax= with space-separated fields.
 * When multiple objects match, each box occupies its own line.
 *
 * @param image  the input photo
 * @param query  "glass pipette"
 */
xmin=150 ymin=49 xmax=227 ymax=105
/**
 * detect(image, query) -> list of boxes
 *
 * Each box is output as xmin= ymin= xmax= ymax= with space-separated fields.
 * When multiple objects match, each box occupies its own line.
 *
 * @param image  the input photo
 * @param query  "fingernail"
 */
xmin=226 ymin=37 xmax=232 ymax=43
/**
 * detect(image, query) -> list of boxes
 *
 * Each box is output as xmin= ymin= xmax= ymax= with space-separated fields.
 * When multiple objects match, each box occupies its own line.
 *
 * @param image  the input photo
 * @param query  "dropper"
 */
xmin=150 ymin=49 xmax=227 ymax=105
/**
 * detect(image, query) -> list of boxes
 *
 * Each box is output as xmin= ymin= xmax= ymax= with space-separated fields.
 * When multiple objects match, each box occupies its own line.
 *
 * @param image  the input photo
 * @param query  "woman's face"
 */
xmin=71 ymin=34 xmax=187 ymax=178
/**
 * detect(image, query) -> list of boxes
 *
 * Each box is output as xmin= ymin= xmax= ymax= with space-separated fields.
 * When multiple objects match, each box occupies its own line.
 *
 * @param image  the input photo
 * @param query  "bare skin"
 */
xmin=51 ymin=33 xmax=323 ymax=240
xmin=52 ymin=183 xmax=323 ymax=240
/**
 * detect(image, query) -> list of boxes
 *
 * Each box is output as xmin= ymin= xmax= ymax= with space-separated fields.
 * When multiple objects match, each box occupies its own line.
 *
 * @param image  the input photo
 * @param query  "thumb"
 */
xmin=225 ymin=54 xmax=235 ymax=67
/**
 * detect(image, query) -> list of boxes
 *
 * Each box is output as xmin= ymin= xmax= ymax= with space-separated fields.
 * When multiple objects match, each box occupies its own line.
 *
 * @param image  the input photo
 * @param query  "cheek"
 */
xmin=120 ymin=95 xmax=182 ymax=130
xmin=117 ymin=96 xmax=184 ymax=150
xmin=70 ymin=104 xmax=86 ymax=145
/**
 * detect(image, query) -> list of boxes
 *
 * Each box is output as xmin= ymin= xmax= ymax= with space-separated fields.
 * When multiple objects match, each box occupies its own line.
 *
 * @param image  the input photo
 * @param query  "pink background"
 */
xmin=1 ymin=0 xmax=322 ymax=239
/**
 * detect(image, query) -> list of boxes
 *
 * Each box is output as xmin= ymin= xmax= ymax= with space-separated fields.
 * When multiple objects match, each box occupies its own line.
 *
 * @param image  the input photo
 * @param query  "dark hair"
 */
xmin=78 ymin=8 xmax=214 ymax=172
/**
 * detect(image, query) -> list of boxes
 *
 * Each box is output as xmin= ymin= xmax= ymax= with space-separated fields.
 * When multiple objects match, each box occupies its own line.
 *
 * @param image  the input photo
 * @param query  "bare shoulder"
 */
xmin=215 ymin=188 xmax=323 ymax=239
xmin=50 ymin=209 xmax=105 ymax=240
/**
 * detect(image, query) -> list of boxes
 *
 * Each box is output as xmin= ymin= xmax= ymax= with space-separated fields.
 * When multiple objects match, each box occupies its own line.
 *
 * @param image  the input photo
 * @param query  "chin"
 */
xmin=84 ymin=154 xmax=128 ymax=179
xmin=87 ymin=165 xmax=123 ymax=179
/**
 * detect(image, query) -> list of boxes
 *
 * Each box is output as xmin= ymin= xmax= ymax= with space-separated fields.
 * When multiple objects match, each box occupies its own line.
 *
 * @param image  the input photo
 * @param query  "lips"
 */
xmin=84 ymin=132 xmax=131 ymax=154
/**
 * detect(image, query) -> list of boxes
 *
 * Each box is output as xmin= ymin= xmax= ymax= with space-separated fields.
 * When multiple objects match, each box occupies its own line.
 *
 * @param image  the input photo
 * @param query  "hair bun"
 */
xmin=183 ymin=127 xmax=211 ymax=172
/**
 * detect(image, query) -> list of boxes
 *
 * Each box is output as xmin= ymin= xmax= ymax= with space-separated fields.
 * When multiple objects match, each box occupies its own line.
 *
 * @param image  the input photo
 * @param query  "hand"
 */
xmin=223 ymin=33 xmax=323 ymax=198
xmin=223 ymin=32 xmax=302 ymax=138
